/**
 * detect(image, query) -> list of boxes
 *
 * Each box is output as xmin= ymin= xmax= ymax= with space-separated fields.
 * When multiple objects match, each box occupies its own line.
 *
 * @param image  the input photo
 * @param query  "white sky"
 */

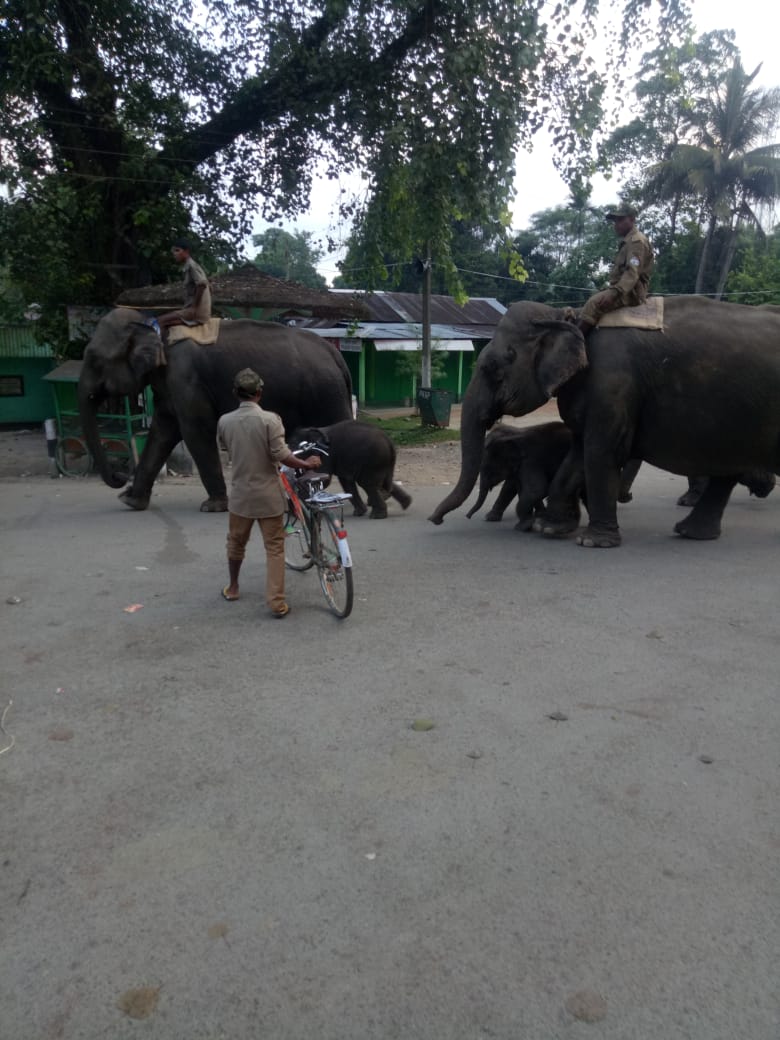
xmin=250 ymin=0 xmax=777 ymax=283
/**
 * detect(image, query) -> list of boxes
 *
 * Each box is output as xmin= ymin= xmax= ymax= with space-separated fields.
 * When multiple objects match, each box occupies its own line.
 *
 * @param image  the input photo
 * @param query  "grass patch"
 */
xmin=358 ymin=411 xmax=459 ymax=447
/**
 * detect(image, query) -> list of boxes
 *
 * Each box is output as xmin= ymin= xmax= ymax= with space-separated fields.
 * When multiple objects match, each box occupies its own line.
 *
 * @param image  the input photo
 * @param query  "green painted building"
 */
xmin=0 ymin=326 xmax=56 ymax=425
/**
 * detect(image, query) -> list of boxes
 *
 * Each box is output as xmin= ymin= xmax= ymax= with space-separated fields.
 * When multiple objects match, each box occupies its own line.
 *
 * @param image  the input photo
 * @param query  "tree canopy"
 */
xmin=0 ymin=0 xmax=690 ymax=344
xmin=252 ymin=229 xmax=327 ymax=289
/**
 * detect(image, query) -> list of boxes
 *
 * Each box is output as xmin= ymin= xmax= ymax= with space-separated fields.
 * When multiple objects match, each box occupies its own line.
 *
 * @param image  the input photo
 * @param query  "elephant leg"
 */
xmin=575 ymin=447 xmax=622 ymax=548
xmin=618 ymin=458 xmax=642 ymax=503
xmin=514 ymin=470 xmax=549 ymax=531
xmin=677 ymin=476 xmax=708 ymax=508
xmin=177 ymin=415 xmax=228 ymax=512
xmin=119 ymin=414 xmax=180 ymax=510
xmin=533 ymin=452 xmax=582 ymax=538
xmin=486 ymin=480 xmax=517 ymax=521
xmin=365 ymin=482 xmax=389 ymax=519
xmin=674 ymin=475 xmax=736 ymax=540
xmin=390 ymin=482 xmax=412 ymax=510
xmin=341 ymin=478 xmax=367 ymax=516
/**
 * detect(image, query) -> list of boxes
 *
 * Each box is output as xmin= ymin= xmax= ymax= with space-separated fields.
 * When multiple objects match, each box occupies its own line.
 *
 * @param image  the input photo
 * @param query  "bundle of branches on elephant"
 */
xmin=429 ymin=297 xmax=780 ymax=547
xmin=289 ymin=421 xmax=412 ymax=519
xmin=466 ymin=422 xmax=640 ymax=531
xmin=78 ymin=308 xmax=354 ymax=512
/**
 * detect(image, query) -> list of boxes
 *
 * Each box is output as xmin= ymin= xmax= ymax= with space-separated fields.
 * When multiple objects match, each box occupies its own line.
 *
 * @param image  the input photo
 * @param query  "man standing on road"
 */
xmin=217 ymin=369 xmax=320 ymax=618
xmin=577 ymin=203 xmax=654 ymax=337
xmin=157 ymin=239 xmax=212 ymax=333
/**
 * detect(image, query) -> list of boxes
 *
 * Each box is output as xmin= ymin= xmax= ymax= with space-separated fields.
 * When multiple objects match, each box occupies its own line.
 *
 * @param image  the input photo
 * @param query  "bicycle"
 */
xmin=280 ymin=442 xmax=355 ymax=619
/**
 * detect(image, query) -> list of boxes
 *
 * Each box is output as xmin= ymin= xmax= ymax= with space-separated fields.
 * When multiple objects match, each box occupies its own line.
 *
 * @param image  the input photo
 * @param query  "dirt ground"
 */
xmin=0 ymin=425 xmax=463 ymax=485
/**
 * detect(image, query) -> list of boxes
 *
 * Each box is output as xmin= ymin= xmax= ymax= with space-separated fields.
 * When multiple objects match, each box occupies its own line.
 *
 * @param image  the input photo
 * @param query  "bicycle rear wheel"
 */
xmin=315 ymin=511 xmax=354 ymax=618
xmin=284 ymin=507 xmax=314 ymax=571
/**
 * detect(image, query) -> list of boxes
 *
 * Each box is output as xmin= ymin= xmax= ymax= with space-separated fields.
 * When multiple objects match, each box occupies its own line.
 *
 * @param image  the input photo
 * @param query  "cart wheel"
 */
xmin=102 ymin=439 xmax=132 ymax=466
xmin=56 ymin=436 xmax=92 ymax=476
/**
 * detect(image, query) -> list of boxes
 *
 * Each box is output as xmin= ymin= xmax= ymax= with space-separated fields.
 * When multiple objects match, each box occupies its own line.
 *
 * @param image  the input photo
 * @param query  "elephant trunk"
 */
xmin=78 ymin=374 xmax=130 ymax=489
xmin=428 ymin=377 xmax=498 ymax=525
xmin=465 ymin=475 xmax=490 ymax=519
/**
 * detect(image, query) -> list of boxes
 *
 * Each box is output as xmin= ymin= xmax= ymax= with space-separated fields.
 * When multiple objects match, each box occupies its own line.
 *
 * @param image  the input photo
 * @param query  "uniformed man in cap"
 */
xmin=577 ymin=203 xmax=654 ymax=336
xmin=157 ymin=238 xmax=212 ymax=332
xmin=217 ymin=368 xmax=320 ymax=618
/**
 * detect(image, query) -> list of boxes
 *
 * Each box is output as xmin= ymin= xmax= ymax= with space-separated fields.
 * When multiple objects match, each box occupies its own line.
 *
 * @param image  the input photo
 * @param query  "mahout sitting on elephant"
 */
xmin=429 ymin=297 xmax=780 ymax=546
xmin=466 ymin=422 xmax=641 ymax=530
xmin=78 ymin=308 xmax=353 ymax=512
xmin=289 ymin=420 xmax=411 ymax=519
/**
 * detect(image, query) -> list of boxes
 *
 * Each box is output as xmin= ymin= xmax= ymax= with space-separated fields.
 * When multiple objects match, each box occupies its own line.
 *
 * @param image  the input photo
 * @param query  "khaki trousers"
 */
xmin=227 ymin=512 xmax=286 ymax=612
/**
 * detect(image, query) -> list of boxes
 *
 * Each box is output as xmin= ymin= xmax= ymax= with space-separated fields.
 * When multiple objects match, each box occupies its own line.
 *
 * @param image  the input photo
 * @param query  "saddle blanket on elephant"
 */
xmin=168 ymin=317 xmax=222 ymax=346
xmin=598 ymin=297 xmax=664 ymax=331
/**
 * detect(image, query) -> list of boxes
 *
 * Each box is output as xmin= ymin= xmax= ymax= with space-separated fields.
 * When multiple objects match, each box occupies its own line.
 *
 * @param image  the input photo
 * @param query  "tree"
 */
xmin=252 ymin=229 xmax=326 ymax=289
xmin=632 ymin=54 xmax=780 ymax=296
xmin=0 ymin=0 xmax=690 ymax=350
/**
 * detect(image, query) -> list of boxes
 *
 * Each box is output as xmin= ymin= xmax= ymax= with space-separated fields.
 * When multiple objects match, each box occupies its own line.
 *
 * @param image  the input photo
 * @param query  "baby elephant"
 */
xmin=466 ymin=422 xmax=574 ymax=530
xmin=468 ymin=422 xmax=639 ymax=530
xmin=289 ymin=420 xmax=412 ymax=519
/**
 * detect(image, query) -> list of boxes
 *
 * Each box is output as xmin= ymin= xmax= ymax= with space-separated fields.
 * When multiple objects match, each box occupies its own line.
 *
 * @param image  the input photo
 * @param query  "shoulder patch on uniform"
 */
xmin=629 ymin=257 xmax=640 ymax=266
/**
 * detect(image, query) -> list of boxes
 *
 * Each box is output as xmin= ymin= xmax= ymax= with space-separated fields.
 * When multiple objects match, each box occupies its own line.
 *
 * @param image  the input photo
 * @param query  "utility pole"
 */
xmin=420 ymin=241 xmax=432 ymax=387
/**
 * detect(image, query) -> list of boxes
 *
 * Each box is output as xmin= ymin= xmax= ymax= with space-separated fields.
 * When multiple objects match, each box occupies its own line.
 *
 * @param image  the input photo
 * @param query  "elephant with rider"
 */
xmin=78 ymin=308 xmax=353 ymax=512
xmin=430 ymin=297 xmax=780 ymax=546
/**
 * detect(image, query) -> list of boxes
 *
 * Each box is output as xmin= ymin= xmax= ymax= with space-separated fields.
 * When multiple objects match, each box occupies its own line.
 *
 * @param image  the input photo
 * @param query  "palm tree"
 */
xmin=643 ymin=61 xmax=780 ymax=297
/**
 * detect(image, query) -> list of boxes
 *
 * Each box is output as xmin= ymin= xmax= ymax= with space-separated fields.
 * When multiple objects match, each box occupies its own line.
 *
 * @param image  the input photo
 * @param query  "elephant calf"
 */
xmin=467 ymin=422 xmax=639 ymax=530
xmin=466 ymin=423 xmax=574 ymax=530
xmin=289 ymin=421 xmax=412 ymax=519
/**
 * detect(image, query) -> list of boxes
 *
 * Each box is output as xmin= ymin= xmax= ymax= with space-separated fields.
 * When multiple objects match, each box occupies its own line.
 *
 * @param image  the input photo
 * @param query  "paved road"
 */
xmin=2 ymin=471 xmax=778 ymax=1039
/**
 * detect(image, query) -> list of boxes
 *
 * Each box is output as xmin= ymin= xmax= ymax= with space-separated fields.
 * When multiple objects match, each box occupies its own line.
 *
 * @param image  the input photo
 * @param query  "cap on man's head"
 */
xmin=172 ymin=238 xmax=191 ymax=251
xmin=605 ymin=203 xmax=638 ymax=221
xmin=234 ymin=368 xmax=264 ymax=395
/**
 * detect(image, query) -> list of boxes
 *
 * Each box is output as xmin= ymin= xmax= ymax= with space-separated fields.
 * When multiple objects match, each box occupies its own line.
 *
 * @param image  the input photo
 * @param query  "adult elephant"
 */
xmin=429 ymin=298 xmax=780 ymax=546
xmin=78 ymin=308 xmax=353 ymax=511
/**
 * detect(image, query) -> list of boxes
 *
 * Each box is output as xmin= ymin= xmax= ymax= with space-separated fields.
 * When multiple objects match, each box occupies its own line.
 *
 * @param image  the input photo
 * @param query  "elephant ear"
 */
xmin=532 ymin=320 xmax=588 ymax=398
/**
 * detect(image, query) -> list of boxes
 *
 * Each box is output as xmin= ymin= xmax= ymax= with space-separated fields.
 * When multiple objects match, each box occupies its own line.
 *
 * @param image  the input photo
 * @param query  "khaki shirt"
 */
xmin=216 ymin=402 xmax=290 ymax=517
xmin=183 ymin=257 xmax=211 ymax=322
xmin=609 ymin=229 xmax=654 ymax=303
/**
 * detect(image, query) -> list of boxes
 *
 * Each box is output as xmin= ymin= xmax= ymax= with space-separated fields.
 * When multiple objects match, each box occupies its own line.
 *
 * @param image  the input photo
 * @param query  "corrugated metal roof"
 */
xmin=328 ymin=290 xmax=505 ymax=325
xmin=0 ymin=325 xmax=54 ymax=359
xmin=306 ymin=322 xmax=494 ymax=343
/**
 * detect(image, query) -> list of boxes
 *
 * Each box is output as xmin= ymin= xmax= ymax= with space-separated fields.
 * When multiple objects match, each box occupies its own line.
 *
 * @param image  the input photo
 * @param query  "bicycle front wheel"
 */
xmin=315 ymin=511 xmax=354 ymax=619
xmin=284 ymin=507 xmax=314 ymax=571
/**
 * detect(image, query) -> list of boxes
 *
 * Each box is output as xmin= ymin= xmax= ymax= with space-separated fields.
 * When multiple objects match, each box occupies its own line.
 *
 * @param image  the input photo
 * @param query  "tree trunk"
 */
xmin=695 ymin=212 xmax=718 ymax=295
xmin=714 ymin=216 xmax=741 ymax=300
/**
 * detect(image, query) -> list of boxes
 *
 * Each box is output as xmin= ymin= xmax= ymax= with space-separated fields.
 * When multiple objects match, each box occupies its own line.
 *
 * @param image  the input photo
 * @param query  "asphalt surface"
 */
xmin=2 ymin=469 xmax=779 ymax=1039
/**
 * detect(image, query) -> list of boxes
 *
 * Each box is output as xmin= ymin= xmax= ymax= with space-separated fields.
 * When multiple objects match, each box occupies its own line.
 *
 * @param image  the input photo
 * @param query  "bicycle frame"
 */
xmin=280 ymin=445 xmax=354 ymax=617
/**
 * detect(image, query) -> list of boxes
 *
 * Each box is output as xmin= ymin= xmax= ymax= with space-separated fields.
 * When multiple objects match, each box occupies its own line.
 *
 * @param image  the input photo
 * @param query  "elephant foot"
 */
xmin=369 ymin=509 xmax=388 ymax=519
xmin=673 ymin=515 xmax=721 ymax=540
xmin=514 ymin=518 xmax=534 ymax=532
xmin=617 ymin=490 xmax=633 ymax=504
xmin=676 ymin=490 xmax=701 ymax=508
xmin=118 ymin=489 xmax=150 ymax=511
xmin=200 ymin=496 xmax=228 ymax=513
xmin=575 ymin=525 xmax=622 ymax=548
xmin=532 ymin=514 xmax=579 ymax=538
xmin=352 ymin=505 xmax=368 ymax=517
xmin=484 ymin=511 xmax=503 ymax=522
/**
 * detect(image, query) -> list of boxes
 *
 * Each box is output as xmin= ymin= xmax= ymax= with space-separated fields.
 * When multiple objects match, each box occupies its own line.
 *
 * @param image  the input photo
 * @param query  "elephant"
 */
xmin=289 ymin=420 xmax=412 ymax=519
xmin=429 ymin=297 xmax=780 ymax=546
xmin=78 ymin=308 xmax=354 ymax=511
xmin=466 ymin=422 xmax=642 ymax=530
xmin=677 ymin=472 xmax=776 ymax=507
